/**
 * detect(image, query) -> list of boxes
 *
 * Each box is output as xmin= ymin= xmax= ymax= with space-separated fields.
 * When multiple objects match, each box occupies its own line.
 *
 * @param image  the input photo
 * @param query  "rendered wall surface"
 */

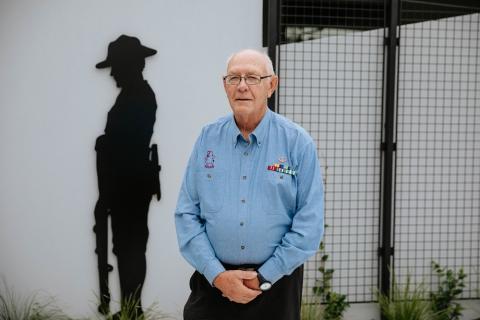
xmin=0 ymin=1 xmax=262 ymax=318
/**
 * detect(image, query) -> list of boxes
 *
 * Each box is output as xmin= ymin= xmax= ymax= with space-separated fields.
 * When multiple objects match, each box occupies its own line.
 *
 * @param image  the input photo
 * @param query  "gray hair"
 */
xmin=226 ymin=49 xmax=275 ymax=75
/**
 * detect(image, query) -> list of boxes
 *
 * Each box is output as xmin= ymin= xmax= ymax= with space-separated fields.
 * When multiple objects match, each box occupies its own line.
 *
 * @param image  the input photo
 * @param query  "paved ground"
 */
xmin=342 ymin=300 xmax=480 ymax=320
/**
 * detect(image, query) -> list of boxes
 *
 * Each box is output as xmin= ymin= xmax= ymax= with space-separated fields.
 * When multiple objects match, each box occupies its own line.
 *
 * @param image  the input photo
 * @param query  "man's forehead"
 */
xmin=227 ymin=52 xmax=268 ymax=73
xmin=228 ymin=63 xmax=265 ymax=74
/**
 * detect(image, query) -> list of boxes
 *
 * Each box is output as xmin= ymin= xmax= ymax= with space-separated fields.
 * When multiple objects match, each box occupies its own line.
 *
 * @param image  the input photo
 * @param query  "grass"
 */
xmin=0 ymin=280 xmax=171 ymax=320
xmin=301 ymin=303 xmax=323 ymax=320
xmin=377 ymin=276 xmax=439 ymax=320
xmin=0 ymin=280 xmax=70 ymax=320
xmin=95 ymin=296 xmax=171 ymax=320
xmin=301 ymin=294 xmax=324 ymax=320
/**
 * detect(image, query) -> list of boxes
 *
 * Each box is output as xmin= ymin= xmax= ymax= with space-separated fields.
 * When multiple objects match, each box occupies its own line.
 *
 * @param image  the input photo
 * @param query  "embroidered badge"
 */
xmin=267 ymin=163 xmax=296 ymax=176
xmin=204 ymin=150 xmax=215 ymax=168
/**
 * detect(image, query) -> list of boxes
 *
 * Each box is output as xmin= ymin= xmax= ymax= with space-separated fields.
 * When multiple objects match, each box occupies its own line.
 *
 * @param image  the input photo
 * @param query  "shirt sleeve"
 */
xmin=174 ymin=130 xmax=225 ymax=285
xmin=258 ymin=140 xmax=324 ymax=284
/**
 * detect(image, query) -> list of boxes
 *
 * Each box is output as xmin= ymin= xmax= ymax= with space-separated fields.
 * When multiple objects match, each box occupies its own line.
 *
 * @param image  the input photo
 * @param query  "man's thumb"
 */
xmin=239 ymin=270 xmax=258 ymax=279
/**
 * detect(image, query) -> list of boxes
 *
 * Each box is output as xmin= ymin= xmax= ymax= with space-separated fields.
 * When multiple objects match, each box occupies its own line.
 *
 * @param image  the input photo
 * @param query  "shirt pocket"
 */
xmin=195 ymin=170 xmax=225 ymax=215
xmin=261 ymin=170 xmax=296 ymax=215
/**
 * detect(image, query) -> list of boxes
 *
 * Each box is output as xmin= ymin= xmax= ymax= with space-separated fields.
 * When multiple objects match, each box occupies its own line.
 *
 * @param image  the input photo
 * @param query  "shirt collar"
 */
xmin=230 ymin=108 xmax=272 ymax=148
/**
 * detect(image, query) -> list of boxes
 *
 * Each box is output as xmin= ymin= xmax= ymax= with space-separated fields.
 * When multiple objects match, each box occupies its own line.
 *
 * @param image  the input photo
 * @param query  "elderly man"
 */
xmin=175 ymin=49 xmax=324 ymax=320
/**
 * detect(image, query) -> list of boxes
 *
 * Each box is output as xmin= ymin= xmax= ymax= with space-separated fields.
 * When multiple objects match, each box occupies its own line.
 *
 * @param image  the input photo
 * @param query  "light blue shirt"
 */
xmin=175 ymin=108 xmax=324 ymax=285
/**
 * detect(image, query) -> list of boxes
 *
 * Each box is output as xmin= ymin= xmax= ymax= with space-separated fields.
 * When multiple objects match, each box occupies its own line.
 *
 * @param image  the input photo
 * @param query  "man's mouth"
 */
xmin=236 ymin=98 xmax=252 ymax=101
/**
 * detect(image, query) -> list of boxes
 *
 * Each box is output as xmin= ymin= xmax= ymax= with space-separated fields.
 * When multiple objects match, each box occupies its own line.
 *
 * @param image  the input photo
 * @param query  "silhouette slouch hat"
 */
xmin=96 ymin=34 xmax=157 ymax=69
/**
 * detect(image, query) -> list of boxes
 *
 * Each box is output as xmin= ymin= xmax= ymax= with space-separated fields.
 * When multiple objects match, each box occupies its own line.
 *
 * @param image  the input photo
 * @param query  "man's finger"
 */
xmin=238 ymin=291 xmax=262 ymax=304
xmin=238 ymin=286 xmax=262 ymax=302
xmin=225 ymin=285 xmax=262 ymax=304
xmin=236 ymin=270 xmax=258 ymax=280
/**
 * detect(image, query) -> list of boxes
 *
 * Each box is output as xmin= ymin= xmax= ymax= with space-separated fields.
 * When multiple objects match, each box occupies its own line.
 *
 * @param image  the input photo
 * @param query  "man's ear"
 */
xmin=268 ymin=75 xmax=279 ymax=98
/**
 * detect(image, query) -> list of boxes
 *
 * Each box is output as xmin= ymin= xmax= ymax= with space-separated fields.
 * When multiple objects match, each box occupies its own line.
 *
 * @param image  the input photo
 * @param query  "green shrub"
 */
xmin=310 ymin=225 xmax=350 ymax=320
xmin=430 ymin=261 xmax=466 ymax=320
xmin=322 ymin=292 xmax=349 ymax=320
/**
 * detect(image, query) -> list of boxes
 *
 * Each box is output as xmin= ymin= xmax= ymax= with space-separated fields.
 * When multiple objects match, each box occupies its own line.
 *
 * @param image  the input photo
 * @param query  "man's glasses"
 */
xmin=223 ymin=74 xmax=272 ymax=85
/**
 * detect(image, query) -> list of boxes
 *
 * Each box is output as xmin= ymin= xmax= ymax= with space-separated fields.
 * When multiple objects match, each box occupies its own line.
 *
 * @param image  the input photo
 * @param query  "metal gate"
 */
xmin=265 ymin=0 xmax=480 ymax=303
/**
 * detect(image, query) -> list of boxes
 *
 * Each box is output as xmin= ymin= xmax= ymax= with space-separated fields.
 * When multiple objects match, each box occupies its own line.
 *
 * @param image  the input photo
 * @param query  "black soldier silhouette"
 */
xmin=93 ymin=34 xmax=161 ymax=317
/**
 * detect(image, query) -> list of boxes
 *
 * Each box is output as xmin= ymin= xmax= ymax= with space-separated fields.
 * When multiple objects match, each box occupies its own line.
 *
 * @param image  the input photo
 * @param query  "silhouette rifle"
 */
xmin=150 ymin=144 xmax=161 ymax=201
xmin=93 ymin=135 xmax=113 ymax=315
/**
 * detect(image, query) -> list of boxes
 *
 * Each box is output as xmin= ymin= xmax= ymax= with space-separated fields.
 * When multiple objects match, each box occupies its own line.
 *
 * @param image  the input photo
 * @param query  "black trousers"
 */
xmin=184 ymin=265 xmax=303 ymax=320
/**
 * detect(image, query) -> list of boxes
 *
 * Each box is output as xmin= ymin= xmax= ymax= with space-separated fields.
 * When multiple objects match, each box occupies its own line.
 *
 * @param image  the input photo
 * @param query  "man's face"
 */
xmin=223 ymin=51 xmax=278 ymax=119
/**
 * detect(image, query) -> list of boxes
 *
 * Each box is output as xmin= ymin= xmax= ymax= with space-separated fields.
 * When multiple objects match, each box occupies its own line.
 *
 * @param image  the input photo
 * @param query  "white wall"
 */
xmin=0 ymin=0 xmax=262 ymax=318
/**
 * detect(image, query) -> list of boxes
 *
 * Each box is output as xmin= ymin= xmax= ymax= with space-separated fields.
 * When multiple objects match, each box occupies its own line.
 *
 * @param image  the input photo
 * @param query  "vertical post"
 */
xmin=380 ymin=0 xmax=400 ymax=302
xmin=267 ymin=0 xmax=279 ymax=112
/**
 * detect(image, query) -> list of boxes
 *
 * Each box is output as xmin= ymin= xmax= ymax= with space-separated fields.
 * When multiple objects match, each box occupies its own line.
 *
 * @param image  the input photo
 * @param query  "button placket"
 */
xmin=238 ymin=141 xmax=253 ymax=256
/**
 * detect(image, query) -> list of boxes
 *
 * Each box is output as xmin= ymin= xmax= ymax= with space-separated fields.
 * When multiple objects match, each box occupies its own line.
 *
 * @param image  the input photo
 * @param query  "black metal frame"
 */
xmin=266 ymin=0 xmax=279 ymax=112
xmin=379 ymin=0 xmax=400 ymax=299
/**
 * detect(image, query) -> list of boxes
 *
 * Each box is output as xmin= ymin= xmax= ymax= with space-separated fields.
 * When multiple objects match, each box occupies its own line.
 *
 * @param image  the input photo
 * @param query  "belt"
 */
xmin=221 ymin=262 xmax=261 ymax=271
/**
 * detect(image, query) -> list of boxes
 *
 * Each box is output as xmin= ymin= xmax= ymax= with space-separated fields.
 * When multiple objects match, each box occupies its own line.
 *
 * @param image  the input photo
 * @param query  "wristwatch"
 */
xmin=257 ymin=272 xmax=272 ymax=291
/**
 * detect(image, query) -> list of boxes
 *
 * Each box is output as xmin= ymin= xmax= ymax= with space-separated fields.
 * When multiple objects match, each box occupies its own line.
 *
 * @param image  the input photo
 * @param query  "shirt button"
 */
xmin=241 ymin=199 xmax=246 ymax=203
xmin=242 ymin=176 xmax=247 ymax=180
xmin=240 ymin=222 xmax=244 ymax=226
xmin=244 ymin=152 xmax=248 ymax=156
xmin=241 ymin=245 xmax=245 ymax=250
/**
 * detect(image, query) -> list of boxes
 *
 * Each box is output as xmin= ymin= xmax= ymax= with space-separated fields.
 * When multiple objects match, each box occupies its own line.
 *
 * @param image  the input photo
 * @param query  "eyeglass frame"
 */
xmin=223 ymin=74 xmax=273 ymax=85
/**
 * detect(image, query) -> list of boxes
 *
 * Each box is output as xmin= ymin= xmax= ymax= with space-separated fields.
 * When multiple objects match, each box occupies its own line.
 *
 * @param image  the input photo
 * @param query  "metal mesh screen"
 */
xmin=277 ymin=0 xmax=386 ymax=303
xmin=272 ymin=0 xmax=480 ymax=304
xmin=395 ymin=8 xmax=480 ymax=298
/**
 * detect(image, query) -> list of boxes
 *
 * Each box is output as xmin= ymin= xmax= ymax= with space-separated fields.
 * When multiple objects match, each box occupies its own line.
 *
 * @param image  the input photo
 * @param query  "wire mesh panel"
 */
xmin=395 ymin=6 xmax=480 ymax=298
xmin=276 ymin=0 xmax=386 ymax=303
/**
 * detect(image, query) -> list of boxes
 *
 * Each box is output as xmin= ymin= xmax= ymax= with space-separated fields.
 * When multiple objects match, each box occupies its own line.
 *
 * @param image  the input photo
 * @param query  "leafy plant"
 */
xmin=0 ymin=280 xmax=70 ymax=320
xmin=312 ymin=239 xmax=333 ymax=297
xmin=311 ymin=225 xmax=350 ymax=320
xmin=430 ymin=261 xmax=466 ymax=320
xmin=377 ymin=275 xmax=438 ymax=320
xmin=322 ymin=292 xmax=349 ymax=320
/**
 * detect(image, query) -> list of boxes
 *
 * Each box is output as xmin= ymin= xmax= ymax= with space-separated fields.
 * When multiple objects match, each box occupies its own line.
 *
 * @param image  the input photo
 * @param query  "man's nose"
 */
xmin=237 ymin=78 xmax=249 ymax=91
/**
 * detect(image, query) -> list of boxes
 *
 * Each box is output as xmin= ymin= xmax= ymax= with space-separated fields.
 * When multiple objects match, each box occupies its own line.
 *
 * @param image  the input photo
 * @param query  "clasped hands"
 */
xmin=213 ymin=270 xmax=262 ymax=304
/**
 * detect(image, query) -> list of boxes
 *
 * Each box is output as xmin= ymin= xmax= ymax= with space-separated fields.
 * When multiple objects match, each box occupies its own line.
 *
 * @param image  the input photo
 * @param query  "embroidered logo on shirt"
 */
xmin=267 ymin=163 xmax=296 ymax=176
xmin=204 ymin=150 xmax=215 ymax=168
xmin=279 ymin=156 xmax=287 ymax=163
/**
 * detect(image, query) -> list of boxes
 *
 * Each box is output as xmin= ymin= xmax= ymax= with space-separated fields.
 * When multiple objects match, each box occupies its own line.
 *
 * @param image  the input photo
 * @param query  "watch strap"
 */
xmin=257 ymin=272 xmax=272 ymax=291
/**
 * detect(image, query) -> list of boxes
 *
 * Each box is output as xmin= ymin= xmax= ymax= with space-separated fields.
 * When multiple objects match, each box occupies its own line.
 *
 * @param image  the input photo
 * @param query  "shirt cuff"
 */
xmin=257 ymin=259 xmax=283 ymax=284
xmin=202 ymin=259 xmax=226 ymax=285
